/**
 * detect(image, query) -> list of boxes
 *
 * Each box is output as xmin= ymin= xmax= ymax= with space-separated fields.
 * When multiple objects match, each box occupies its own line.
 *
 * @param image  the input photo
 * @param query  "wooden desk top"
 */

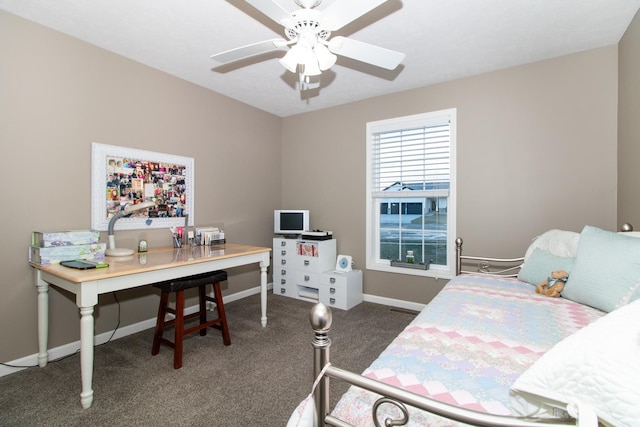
xmin=31 ymin=243 xmax=271 ymax=283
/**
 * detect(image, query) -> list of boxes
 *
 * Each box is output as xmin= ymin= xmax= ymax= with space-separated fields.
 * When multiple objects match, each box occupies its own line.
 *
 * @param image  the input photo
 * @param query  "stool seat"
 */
xmin=153 ymin=270 xmax=228 ymax=293
xmin=151 ymin=270 xmax=230 ymax=369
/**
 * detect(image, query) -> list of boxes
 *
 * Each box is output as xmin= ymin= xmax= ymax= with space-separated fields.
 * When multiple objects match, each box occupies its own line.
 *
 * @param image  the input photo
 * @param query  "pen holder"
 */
xmin=172 ymin=233 xmax=182 ymax=248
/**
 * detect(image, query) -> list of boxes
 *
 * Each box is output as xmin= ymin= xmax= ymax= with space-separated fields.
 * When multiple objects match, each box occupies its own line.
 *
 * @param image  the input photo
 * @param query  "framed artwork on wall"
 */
xmin=91 ymin=142 xmax=195 ymax=231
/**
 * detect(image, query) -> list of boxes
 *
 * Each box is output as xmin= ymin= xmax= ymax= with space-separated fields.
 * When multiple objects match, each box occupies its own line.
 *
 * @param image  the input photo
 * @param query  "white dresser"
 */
xmin=272 ymin=237 xmax=337 ymax=302
xmin=272 ymin=237 xmax=363 ymax=310
xmin=319 ymin=270 xmax=363 ymax=310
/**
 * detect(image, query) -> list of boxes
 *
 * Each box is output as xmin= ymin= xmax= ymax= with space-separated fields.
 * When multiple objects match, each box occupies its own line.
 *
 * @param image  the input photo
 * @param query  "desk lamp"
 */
xmin=106 ymin=201 xmax=156 ymax=256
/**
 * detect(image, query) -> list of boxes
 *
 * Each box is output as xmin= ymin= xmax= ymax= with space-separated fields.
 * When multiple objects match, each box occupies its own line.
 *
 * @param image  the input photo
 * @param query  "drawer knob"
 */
xmin=330 ymin=287 xmax=335 ymax=294
xmin=281 ymin=250 xmax=286 ymax=256
xmin=281 ymin=288 xmax=286 ymax=294
xmin=281 ymin=270 xmax=286 ymax=275
xmin=330 ymin=277 xmax=336 ymax=284
xmin=281 ymin=279 xmax=286 ymax=284
xmin=281 ymin=241 xmax=286 ymax=246
xmin=281 ymin=259 xmax=287 ymax=265
xmin=304 ymin=260 xmax=310 ymax=266
xmin=304 ymin=275 xmax=310 ymax=281
xmin=330 ymin=298 xmax=336 ymax=304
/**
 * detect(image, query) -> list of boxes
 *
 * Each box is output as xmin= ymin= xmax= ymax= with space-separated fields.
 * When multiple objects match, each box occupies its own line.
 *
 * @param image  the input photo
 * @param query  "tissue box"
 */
xmin=29 ymin=243 xmax=106 ymax=266
xmin=32 ymin=230 xmax=100 ymax=247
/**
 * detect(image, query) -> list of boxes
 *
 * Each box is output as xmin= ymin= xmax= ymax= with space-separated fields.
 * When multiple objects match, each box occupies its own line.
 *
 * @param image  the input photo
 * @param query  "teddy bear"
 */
xmin=535 ymin=270 xmax=569 ymax=297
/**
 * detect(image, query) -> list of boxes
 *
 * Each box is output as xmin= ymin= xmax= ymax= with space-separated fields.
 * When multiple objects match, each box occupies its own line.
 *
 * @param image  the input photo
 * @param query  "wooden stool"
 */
xmin=151 ymin=270 xmax=230 ymax=369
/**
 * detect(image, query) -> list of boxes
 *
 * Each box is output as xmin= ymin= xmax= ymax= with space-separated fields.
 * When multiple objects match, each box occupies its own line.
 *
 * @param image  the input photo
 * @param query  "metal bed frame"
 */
xmin=455 ymin=237 xmax=524 ymax=277
xmin=307 ymin=237 xmax=583 ymax=427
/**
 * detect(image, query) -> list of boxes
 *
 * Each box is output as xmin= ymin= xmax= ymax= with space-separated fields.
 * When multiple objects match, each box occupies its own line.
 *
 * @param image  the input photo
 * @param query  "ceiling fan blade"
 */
xmin=210 ymin=39 xmax=287 ymax=65
xmin=328 ymin=36 xmax=404 ymax=70
xmin=322 ymin=0 xmax=390 ymax=31
xmin=244 ymin=0 xmax=292 ymax=25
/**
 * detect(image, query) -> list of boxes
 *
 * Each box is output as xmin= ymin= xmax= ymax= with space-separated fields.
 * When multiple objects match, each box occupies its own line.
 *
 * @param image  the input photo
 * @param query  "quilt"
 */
xmin=330 ymin=274 xmax=605 ymax=426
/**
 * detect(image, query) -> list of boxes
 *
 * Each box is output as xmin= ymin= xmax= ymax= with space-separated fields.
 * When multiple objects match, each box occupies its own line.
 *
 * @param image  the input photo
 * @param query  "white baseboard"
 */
xmin=1 ymin=284 xmax=424 ymax=378
xmin=0 ymin=284 xmax=270 ymax=378
xmin=363 ymin=294 xmax=426 ymax=313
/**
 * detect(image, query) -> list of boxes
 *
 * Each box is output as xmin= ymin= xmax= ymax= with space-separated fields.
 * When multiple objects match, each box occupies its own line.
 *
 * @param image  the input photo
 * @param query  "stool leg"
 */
xmin=212 ymin=282 xmax=231 ymax=346
xmin=174 ymin=290 xmax=185 ymax=369
xmin=198 ymin=285 xmax=207 ymax=337
xmin=152 ymin=291 xmax=169 ymax=356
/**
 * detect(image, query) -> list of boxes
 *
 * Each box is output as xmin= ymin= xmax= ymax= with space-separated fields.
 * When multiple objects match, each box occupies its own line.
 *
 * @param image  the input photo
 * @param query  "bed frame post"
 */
xmin=455 ymin=237 xmax=463 ymax=276
xmin=310 ymin=303 xmax=332 ymax=427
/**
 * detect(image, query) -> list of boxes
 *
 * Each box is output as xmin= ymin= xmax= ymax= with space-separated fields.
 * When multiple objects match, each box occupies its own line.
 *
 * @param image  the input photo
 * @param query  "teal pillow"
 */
xmin=563 ymin=225 xmax=640 ymax=312
xmin=517 ymin=248 xmax=575 ymax=286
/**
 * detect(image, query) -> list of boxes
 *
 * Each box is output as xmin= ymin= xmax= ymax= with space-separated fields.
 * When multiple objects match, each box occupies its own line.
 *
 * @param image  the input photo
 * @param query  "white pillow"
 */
xmin=287 ymin=397 xmax=314 ymax=427
xmin=509 ymin=299 xmax=640 ymax=427
xmin=524 ymin=229 xmax=580 ymax=261
xmin=287 ymin=363 xmax=331 ymax=427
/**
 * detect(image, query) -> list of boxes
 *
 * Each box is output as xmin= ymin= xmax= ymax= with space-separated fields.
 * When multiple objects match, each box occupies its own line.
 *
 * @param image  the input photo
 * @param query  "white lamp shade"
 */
xmin=300 ymin=43 xmax=321 ymax=76
xmin=280 ymin=40 xmax=335 ymax=77
xmin=279 ymin=47 xmax=300 ymax=73
xmin=303 ymin=57 xmax=321 ymax=76
xmin=315 ymin=44 xmax=337 ymax=71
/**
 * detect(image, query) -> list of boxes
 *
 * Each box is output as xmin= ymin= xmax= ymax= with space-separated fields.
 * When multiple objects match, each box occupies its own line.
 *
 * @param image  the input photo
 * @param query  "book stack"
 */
xmin=29 ymin=230 xmax=106 ymax=266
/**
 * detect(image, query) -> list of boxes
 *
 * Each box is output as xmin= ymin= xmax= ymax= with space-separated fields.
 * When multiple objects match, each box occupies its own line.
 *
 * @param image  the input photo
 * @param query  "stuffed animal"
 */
xmin=535 ymin=270 xmax=569 ymax=297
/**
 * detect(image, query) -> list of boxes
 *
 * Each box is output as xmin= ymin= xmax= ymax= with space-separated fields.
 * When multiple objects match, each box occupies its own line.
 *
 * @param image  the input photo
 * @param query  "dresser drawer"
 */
xmin=272 ymin=282 xmax=291 ymax=297
xmin=272 ymin=238 xmax=297 ymax=264
xmin=322 ymin=272 xmax=350 ymax=288
xmin=274 ymin=238 xmax=297 ymax=251
xmin=319 ymin=270 xmax=363 ymax=310
xmin=273 ymin=249 xmax=293 ymax=265
xmin=276 ymin=269 xmax=320 ymax=288
xmin=284 ymin=256 xmax=326 ymax=272
xmin=321 ymin=284 xmax=348 ymax=307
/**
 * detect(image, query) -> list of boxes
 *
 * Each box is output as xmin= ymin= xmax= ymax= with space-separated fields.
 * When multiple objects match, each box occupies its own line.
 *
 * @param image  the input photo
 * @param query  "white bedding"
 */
xmin=510 ymin=298 xmax=640 ymax=427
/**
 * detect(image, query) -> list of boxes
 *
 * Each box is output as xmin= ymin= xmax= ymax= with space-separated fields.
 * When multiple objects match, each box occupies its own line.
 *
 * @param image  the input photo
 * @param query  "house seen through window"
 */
xmin=366 ymin=108 xmax=457 ymax=278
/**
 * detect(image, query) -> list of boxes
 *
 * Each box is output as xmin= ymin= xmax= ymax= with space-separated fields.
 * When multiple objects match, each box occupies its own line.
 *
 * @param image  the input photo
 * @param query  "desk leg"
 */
xmin=260 ymin=262 xmax=268 ymax=327
xmin=36 ymin=275 xmax=49 ymax=367
xmin=79 ymin=306 xmax=95 ymax=409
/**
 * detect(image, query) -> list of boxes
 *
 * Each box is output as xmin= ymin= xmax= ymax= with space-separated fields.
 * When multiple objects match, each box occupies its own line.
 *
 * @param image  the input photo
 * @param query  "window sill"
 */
xmin=367 ymin=261 xmax=454 ymax=280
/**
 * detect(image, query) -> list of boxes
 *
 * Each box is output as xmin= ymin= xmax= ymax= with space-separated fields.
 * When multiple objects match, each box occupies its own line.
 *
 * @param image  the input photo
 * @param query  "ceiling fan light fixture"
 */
xmin=302 ymin=56 xmax=322 ymax=76
xmin=280 ymin=42 xmax=311 ymax=73
xmin=315 ymin=43 xmax=337 ymax=71
xmin=279 ymin=48 xmax=300 ymax=73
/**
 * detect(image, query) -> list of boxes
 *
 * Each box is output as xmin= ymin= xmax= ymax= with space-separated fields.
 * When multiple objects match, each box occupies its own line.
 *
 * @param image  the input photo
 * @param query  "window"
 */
xmin=366 ymin=109 xmax=456 ymax=278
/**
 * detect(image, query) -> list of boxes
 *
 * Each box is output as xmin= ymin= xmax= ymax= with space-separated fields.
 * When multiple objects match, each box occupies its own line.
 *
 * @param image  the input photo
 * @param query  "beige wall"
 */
xmin=1 ymin=6 xmax=635 ymax=365
xmin=282 ymin=46 xmax=619 ymax=304
xmin=0 ymin=11 xmax=282 ymax=362
xmin=618 ymin=10 xmax=640 ymax=226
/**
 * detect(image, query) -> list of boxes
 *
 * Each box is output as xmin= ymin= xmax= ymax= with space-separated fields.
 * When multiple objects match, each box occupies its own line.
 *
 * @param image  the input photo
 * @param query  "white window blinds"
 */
xmin=371 ymin=122 xmax=451 ymax=195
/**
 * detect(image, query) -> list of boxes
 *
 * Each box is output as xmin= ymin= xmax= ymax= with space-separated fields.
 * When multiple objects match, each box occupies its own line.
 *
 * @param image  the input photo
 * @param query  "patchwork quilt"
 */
xmin=330 ymin=274 xmax=605 ymax=426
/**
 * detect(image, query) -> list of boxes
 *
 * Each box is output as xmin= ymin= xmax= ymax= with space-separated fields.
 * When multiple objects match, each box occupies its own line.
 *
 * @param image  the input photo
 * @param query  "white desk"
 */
xmin=31 ymin=243 xmax=271 ymax=409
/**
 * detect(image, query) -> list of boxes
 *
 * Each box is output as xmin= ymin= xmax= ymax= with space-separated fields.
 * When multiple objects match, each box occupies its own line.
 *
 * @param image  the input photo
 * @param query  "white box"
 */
xmin=319 ymin=270 xmax=363 ymax=310
xmin=31 ymin=230 xmax=100 ymax=247
xmin=29 ymin=243 xmax=107 ymax=266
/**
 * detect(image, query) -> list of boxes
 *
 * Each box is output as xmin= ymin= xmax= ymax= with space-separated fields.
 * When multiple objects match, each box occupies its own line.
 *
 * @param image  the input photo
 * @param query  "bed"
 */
xmin=290 ymin=225 xmax=640 ymax=427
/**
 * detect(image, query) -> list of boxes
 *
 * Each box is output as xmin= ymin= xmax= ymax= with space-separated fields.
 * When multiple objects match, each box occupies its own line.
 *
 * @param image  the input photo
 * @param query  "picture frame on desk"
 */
xmin=91 ymin=142 xmax=195 ymax=231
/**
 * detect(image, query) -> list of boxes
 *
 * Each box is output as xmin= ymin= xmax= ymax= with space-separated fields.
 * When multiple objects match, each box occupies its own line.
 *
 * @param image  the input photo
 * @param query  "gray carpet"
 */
xmin=0 ymin=293 xmax=414 ymax=426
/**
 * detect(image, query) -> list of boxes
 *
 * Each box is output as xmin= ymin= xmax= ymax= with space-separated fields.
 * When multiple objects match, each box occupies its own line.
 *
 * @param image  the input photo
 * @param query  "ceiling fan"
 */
xmin=210 ymin=0 xmax=405 ymax=90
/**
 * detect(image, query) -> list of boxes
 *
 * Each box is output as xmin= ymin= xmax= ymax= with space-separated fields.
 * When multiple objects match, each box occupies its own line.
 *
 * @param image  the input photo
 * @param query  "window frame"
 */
xmin=365 ymin=108 xmax=457 ymax=279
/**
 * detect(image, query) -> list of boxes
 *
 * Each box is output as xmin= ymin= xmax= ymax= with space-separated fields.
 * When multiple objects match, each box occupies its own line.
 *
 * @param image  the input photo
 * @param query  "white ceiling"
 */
xmin=1 ymin=0 xmax=639 ymax=117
